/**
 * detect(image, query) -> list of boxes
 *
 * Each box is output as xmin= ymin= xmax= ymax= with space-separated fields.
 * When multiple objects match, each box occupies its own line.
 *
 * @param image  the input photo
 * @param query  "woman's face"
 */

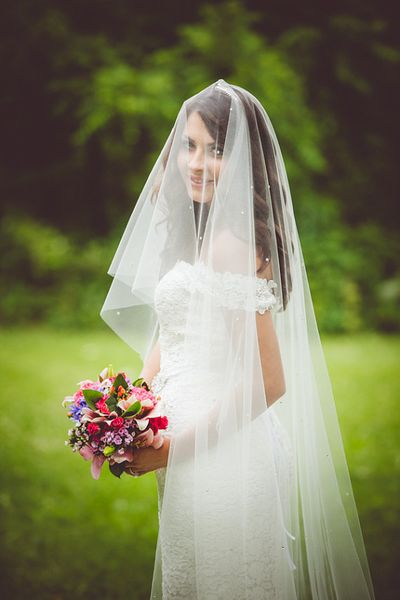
xmin=177 ymin=111 xmax=224 ymax=204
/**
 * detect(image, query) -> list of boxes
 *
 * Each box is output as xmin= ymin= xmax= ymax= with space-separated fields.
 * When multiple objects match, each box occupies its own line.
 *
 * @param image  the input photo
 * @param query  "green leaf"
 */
xmin=132 ymin=377 xmax=149 ymax=390
xmin=113 ymin=373 xmax=128 ymax=391
xmin=105 ymin=396 xmax=118 ymax=412
xmin=82 ymin=388 xmax=104 ymax=409
xmin=121 ymin=400 xmax=141 ymax=418
xmin=109 ymin=462 xmax=125 ymax=478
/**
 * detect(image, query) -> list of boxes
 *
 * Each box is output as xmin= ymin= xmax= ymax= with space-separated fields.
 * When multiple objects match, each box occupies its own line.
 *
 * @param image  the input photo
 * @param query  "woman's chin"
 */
xmin=192 ymin=198 xmax=212 ymax=204
xmin=189 ymin=189 xmax=213 ymax=204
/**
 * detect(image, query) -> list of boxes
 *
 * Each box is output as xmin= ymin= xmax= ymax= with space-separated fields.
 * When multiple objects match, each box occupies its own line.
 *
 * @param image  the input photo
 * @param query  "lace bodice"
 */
xmin=152 ymin=260 xmax=277 ymax=393
xmin=155 ymin=259 xmax=277 ymax=318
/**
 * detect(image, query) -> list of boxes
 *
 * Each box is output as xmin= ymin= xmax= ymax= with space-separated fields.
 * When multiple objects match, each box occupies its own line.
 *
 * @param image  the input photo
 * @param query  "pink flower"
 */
xmin=117 ymin=398 xmax=134 ymax=411
xmin=95 ymin=399 xmax=110 ymax=415
xmin=78 ymin=444 xmax=106 ymax=479
xmin=140 ymin=397 xmax=155 ymax=409
xmin=111 ymin=417 xmax=124 ymax=429
xmin=144 ymin=403 xmax=163 ymax=419
xmin=151 ymin=431 xmax=164 ymax=450
xmin=79 ymin=445 xmax=94 ymax=461
xmin=78 ymin=380 xmax=98 ymax=389
xmin=91 ymin=454 xmax=106 ymax=479
xmin=134 ymin=428 xmax=154 ymax=448
xmin=73 ymin=390 xmax=83 ymax=404
xmin=109 ymin=447 xmax=135 ymax=464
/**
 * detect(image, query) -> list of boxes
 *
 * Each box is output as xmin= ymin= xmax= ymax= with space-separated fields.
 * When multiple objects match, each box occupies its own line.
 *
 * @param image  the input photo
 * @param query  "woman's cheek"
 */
xmin=177 ymin=152 xmax=186 ymax=179
xmin=207 ymin=158 xmax=223 ymax=184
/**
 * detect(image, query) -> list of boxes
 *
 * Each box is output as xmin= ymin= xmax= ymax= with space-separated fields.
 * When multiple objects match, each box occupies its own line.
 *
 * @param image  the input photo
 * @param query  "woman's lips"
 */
xmin=190 ymin=175 xmax=213 ymax=188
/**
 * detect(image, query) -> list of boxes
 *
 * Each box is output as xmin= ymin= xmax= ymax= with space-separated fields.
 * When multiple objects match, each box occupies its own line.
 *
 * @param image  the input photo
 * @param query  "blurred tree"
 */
xmin=64 ymin=1 xmax=325 ymax=209
xmin=277 ymin=14 xmax=400 ymax=235
xmin=1 ymin=0 xmax=398 ymax=234
xmin=0 ymin=214 xmax=114 ymax=327
xmin=0 ymin=0 xmax=398 ymax=331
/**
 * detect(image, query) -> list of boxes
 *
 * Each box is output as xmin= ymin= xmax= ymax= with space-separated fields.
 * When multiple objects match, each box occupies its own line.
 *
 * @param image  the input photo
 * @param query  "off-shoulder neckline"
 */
xmin=176 ymin=260 xmax=278 ymax=288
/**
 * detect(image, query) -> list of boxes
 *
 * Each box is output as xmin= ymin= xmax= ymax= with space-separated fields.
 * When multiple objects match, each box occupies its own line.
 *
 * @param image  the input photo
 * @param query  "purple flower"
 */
xmin=69 ymin=398 xmax=88 ymax=423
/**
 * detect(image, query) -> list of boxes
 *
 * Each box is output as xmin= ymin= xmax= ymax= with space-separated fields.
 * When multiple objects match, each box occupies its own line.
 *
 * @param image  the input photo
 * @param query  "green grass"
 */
xmin=324 ymin=333 xmax=400 ymax=599
xmin=0 ymin=327 xmax=398 ymax=599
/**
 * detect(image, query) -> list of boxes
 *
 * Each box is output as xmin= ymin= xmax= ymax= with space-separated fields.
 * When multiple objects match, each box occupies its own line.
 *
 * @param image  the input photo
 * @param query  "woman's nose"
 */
xmin=188 ymin=148 xmax=205 ymax=171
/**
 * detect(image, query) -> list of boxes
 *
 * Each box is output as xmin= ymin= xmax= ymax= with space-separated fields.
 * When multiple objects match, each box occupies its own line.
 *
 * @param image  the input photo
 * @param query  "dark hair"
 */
xmin=234 ymin=89 xmax=293 ymax=309
xmin=153 ymin=86 xmax=292 ymax=308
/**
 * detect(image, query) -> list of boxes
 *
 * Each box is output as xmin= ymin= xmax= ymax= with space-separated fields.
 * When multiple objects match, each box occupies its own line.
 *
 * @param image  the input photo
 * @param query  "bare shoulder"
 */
xmin=211 ymin=229 xmax=251 ymax=272
xmin=212 ymin=230 xmax=274 ymax=279
xmin=213 ymin=228 xmax=248 ymax=252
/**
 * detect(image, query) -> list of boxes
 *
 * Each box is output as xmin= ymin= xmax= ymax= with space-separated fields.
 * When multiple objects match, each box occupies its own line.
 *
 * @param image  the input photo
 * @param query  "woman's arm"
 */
xmin=255 ymin=252 xmax=285 ymax=407
xmin=124 ymin=338 xmax=167 ymax=476
xmin=256 ymin=310 xmax=286 ymax=407
xmin=139 ymin=339 xmax=161 ymax=385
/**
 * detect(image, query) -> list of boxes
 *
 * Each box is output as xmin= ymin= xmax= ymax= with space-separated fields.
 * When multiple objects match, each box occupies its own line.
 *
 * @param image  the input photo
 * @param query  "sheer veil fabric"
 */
xmin=101 ymin=80 xmax=375 ymax=599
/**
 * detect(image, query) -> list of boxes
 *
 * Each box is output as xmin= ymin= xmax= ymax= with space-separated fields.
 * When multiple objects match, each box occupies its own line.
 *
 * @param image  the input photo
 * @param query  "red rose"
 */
xmin=159 ymin=416 xmax=168 ymax=429
xmin=111 ymin=417 xmax=124 ymax=429
xmin=149 ymin=416 xmax=168 ymax=434
xmin=87 ymin=422 xmax=100 ymax=435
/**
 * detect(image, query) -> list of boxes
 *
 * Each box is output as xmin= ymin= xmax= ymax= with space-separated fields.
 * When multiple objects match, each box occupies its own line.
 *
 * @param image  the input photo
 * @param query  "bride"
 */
xmin=101 ymin=80 xmax=375 ymax=599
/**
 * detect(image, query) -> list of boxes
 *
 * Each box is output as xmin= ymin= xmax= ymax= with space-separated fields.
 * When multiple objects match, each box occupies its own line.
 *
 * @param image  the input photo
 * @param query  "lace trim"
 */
xmin=150 ymin=371 xmax=169 ymax=396
xmin=177 ymin=260 xmax=278 ymax=315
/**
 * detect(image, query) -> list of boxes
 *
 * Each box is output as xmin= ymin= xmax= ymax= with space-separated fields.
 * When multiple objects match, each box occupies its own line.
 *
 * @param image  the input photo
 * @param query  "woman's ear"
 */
xmin=256 ymin=249 xmax=273 ymax=279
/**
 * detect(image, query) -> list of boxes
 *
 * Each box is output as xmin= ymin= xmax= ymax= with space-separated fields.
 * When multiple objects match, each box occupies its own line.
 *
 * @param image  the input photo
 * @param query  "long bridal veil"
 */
xmin=101 ymin=79 xmax=375 ymax=599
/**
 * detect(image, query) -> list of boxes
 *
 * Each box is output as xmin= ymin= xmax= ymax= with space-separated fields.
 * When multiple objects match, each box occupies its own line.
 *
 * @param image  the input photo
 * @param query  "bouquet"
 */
xmin=63 ymin=365 xmax=168 ymax=479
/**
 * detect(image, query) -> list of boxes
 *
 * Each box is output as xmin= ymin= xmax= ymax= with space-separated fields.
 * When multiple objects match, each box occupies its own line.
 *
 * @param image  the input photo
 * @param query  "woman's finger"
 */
xmin=125 ymin=465 xmax=144 ymax=477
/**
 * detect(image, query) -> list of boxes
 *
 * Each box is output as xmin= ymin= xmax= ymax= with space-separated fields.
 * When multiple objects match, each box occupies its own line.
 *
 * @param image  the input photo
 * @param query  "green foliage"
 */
xmin=122 ymin=401 xmax=142 ymax=418
xmin=299 ymin=197 xmax=400 ymax=332
xmin=297 ymin=194 xmax=363 ymax=332
xmin=64 ymin=1 xmax=325 ymax=205
xmin=352 ymin=223 xmax=400 ymax=331
xmin=82 ymin=388 xmax=103 ymax=409
xmin=0 ymin=1 xmax=398 ymax=332
xmin=0 ymin=215 xmax=115 ymax=328
xmin=0 ymin=198 xmax=397 ymax=334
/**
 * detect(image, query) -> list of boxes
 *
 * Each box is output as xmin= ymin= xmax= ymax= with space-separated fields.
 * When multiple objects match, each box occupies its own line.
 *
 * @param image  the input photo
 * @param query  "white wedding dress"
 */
xmin=150 ymin=260 xmax=297 ymax=599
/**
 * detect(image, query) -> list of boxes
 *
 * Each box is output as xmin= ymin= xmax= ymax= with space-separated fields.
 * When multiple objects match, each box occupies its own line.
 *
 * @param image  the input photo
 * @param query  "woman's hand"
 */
xmin=124 ymin=436 xmax=171 ymax=477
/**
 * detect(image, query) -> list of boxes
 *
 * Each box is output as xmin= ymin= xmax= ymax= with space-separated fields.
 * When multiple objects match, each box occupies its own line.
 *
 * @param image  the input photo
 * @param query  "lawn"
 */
xmin=0 ymin=327 xmax=398 ymax=599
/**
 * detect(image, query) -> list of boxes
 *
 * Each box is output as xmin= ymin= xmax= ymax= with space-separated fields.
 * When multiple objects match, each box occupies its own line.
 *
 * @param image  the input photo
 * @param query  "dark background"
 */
xmin=0 ymin=0 xmax=399 ymax=331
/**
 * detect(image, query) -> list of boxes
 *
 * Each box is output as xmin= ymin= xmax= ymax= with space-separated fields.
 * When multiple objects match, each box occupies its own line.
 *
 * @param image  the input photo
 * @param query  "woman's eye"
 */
xmin=210 ymin=146 xmax=223 ymax=157
xmin=182 ymin=139 xmax=222 ymax=156
xmin=182 ymin=139 xmax=194 ymax=150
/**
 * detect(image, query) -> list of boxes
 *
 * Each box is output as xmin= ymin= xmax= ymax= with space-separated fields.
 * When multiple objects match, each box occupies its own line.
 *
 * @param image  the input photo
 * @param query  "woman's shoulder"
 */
xmin=211 ymin=229 xmax=249 ymax=272
xmin=212 ymin=229 xmax=274 ymax=281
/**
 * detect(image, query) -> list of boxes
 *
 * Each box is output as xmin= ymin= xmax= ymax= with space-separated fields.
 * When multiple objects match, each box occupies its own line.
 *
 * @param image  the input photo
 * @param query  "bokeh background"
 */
xmin=0 ymin=1 xmax=399 ymax=598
